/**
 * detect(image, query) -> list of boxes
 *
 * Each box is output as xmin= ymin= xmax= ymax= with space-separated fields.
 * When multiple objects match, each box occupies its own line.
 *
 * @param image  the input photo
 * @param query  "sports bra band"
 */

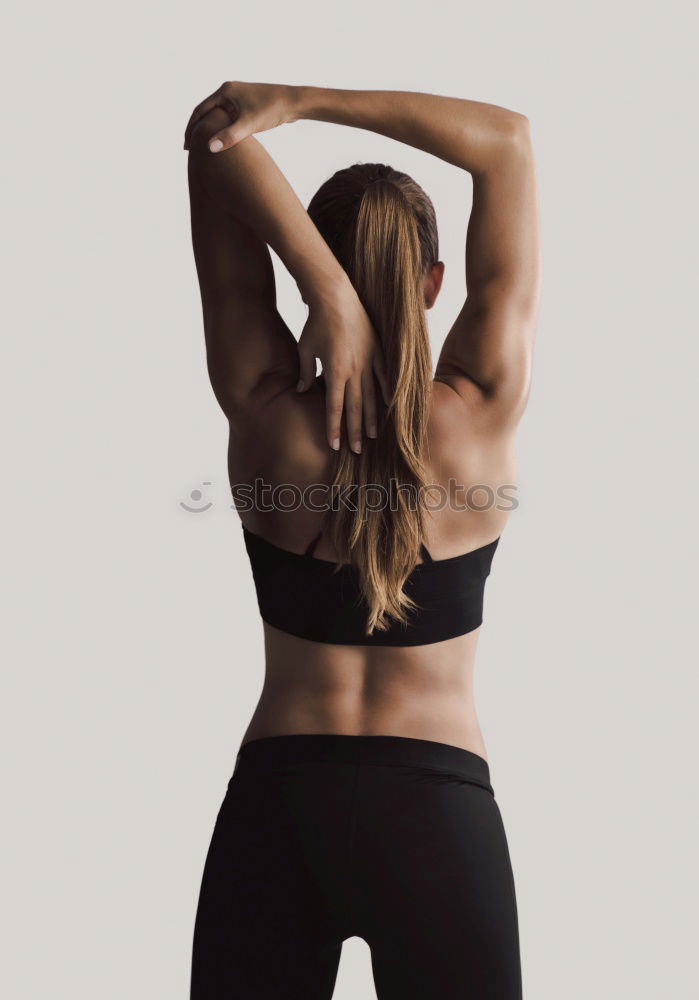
xmin=242 ymin=524 xmax=498 ymax=648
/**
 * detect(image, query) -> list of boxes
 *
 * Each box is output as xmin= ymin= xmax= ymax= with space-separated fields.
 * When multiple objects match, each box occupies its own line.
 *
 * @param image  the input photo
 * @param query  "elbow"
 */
xmin=499 ymin=111 xmax=532 ymax=149
xmin=507 ymin=110 xmax=530 ymax=132
xmin=473 ymin=111 xmax=532 ymax=173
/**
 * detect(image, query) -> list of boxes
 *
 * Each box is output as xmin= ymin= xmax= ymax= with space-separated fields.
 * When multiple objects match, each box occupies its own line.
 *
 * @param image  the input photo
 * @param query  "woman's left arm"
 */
xmin=187 ymin=105 xmax=379 ymax=451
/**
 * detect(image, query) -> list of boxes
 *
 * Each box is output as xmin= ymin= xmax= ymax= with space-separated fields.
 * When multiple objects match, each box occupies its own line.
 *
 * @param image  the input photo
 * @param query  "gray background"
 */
xmin=2 ymin=0 xmax=697 ymax=996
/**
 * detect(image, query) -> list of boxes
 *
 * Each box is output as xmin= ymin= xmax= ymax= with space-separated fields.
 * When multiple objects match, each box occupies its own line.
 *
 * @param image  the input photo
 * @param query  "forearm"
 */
xmin=189 ymin=111 xmax=348 ymax=307
xmin=293 ymin=86 xmax=526 ymax=175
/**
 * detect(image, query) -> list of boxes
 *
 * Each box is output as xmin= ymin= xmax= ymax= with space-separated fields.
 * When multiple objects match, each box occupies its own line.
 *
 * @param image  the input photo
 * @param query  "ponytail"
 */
xmin=308 ymin=164 xmax=438 ymax=633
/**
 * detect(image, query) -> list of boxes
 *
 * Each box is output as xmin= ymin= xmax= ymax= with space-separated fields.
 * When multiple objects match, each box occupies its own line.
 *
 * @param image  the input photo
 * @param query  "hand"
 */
xmin=184 ymin=81 xmax=298 ymax=152
xmin=297 ymin=280 xmax=390 ymax=454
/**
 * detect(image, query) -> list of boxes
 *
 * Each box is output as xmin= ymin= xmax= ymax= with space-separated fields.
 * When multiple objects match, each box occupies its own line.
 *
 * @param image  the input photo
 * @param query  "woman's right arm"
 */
xmin=292 ymin=87 xmax=541 ymax=428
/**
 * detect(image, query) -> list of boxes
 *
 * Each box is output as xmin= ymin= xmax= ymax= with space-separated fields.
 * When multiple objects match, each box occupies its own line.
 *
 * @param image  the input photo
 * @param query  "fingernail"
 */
xmin=296 ymin=379 xmax=304 ymax=392
xmin=368 ymin=426 xmax=377 ymax=438
xmin=352 ymin=441 xmax=362 ymax=454
xmin=209 ymin=138 xmax=224 ymax=153
xmin=331 ymin=438 xmax=340 ymax=451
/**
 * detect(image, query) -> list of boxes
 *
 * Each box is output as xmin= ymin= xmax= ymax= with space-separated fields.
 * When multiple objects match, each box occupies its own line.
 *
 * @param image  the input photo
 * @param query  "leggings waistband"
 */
xmin=235 ymin=733 xmax=492 ymax=793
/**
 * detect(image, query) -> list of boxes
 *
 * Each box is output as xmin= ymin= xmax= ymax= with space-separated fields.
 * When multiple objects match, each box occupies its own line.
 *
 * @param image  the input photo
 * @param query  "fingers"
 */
xmin=325 ymin=375 xmax=346 ymax=452
xmin=184 ymin=83 xmax=244 ymax=149
xmin=362 ymin=369 xmax=378 ymax=440
xmin=207 ymin=117 xmax=253 ymax=153
xmin=184 ymin=89 xmax=226 ymax=149
xmin=296 ymin=346 xmax=316 ymax=394
xmin=344 ymin=377 xmax=363 ymax=455
xmin=299 ymin=339 xmax=386 ymax=453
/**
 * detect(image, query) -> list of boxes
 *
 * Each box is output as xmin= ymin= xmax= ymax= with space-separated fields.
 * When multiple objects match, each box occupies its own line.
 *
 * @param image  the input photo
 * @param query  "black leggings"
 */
xmin=191 ymin=734 xmax=521 ymax=999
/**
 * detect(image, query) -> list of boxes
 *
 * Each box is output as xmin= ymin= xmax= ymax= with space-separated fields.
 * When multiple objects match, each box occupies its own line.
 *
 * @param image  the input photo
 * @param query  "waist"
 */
xmin=241 ymin=623 xmax=487 ymax=759
xmin=235 ymin=732 xmax=492 ymax=794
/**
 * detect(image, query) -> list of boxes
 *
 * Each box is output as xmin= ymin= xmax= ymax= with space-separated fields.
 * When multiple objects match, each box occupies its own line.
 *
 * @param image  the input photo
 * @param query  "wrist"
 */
xmin=285 ymin=84 xmax=305 ymax=124
xmin=291 ymin=85 xmax=333 ymax=124
xmin=304 ymin=268 xmax=354 ymax=312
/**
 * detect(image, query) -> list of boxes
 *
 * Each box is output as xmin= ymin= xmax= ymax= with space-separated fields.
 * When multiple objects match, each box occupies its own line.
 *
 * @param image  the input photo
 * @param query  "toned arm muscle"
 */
xmin=436 ymin=117 xmax=540 ymax=425
xmin=188 ymin=113 xmax=298 ymax=417
xmin=187 ymin=104 xmax=378 ymax=448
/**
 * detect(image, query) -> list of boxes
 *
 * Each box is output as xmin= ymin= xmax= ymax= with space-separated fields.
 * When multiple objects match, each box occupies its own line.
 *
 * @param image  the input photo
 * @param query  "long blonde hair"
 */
xmin=307 ymin=164 xmax=439 ymax=634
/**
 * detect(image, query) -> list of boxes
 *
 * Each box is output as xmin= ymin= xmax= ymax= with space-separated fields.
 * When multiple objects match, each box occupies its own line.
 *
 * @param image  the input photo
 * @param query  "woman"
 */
xmin=185 ymin=83 xmax=539 ymax=999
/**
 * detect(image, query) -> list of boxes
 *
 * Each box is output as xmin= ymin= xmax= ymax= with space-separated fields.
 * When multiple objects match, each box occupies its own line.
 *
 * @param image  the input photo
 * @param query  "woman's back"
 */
xmin=233 ymin=375 xmax=517 ymax=757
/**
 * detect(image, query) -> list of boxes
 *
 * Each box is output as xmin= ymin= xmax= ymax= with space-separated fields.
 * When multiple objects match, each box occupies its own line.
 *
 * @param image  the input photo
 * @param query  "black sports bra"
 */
xmin=242 ymin=524 xmax=499 ymax=647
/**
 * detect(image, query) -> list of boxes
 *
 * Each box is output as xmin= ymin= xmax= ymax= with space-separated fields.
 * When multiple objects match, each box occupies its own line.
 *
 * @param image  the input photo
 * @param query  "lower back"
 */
xmin=240 ymin=623 xmax=489 ymax=759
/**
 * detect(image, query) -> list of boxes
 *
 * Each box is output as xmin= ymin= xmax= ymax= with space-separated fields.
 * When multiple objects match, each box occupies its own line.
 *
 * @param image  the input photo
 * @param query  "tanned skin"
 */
xmin=186 ymin=85 xmax=540 ymax=758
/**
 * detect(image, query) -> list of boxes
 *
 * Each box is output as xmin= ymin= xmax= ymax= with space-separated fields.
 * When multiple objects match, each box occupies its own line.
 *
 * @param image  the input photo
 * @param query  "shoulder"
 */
xmin=230 ymin=378 xmax=334 ymax=489
xmin=426 ymin=378 xmax=516 ymax=482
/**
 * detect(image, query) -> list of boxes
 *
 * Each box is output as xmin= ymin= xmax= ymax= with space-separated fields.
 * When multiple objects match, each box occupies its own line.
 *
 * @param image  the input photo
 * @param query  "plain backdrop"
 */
xmin=2 ymin=1 xmax=697 ymax=997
